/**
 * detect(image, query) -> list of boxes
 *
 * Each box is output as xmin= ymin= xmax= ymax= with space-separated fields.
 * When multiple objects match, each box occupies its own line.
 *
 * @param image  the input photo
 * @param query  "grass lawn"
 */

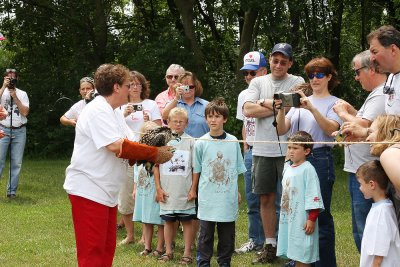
xmin=0 ymin=159 xmax=359 ymax=266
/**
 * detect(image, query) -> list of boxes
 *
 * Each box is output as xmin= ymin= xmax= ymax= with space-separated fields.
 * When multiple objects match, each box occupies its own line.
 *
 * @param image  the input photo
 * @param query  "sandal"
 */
xmin=158 ymin=253 xmax=173 ymax=262
xmin=139 ymin=248 xmax=152 ymax=256
xmin=179 ymin=256 xmax=193 ymax=265
xmin=152 ymin=249 xmax=165 ymax=257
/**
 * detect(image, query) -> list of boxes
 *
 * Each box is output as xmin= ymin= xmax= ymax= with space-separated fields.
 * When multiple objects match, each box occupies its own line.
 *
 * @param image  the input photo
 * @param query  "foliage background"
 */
xmin=0 ymin=0 xmax=399 ymax=157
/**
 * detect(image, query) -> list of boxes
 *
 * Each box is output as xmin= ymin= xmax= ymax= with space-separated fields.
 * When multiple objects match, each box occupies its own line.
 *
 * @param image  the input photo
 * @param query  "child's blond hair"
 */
xmin=168 ymin=107 xmax=188 ymax=121
xmin=370 ymin=115 xmax=400 ymax=156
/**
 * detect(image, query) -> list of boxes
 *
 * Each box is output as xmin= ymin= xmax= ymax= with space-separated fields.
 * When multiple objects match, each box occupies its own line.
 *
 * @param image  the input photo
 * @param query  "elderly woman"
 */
xmin=276 ymin=57 xmax=342 ymax=267
xmin=162 ymin=71 xmax=209 ymax=138
xmin=63 ymin=64 xmax=173 ymax=267
xmin=155 ymin=64 xmax=185 ymax=116
xmin=60 ymin=77 xmax=96 ymax=127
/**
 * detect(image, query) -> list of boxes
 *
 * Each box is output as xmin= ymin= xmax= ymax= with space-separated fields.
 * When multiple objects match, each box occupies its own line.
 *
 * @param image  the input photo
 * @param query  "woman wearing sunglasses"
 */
xmin=155 ymin=64 xmax=185 ymax=117
xmin=276 ymin=57 xmax=342 ymax=267
xmin=162 ymin=71 xmax=209 ymax=138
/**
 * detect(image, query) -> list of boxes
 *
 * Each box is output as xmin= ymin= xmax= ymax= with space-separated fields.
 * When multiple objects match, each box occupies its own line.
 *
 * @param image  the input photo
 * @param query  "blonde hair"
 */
xmin=140 ymin=121 xmax=159 ymax=137
xmin=168 ymin=107 xmax=188 ymax=121
xmin=371 ymin=115 xmax=400 ymax=156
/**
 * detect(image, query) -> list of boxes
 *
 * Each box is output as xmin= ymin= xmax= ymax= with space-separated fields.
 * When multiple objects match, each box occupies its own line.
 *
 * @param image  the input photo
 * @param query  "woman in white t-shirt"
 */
xmin=60 ymin=77 xmax=95 ymax=127
xmin=117 ymin=71 xmax=162 ymax=245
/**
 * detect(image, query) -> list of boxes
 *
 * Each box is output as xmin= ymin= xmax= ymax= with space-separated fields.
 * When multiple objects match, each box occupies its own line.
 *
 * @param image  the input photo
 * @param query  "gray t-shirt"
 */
xmin=286 ymin=95 xmax=342 ymax=149
xmin=344 ymin=85 xmax=386 ymax=173
xmin=244 ymin=74 xmax=305 ymax=157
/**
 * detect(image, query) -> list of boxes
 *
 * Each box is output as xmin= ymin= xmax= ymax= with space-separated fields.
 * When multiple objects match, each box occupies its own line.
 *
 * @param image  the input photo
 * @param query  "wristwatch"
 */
xmin=259 ymin=98 xmax=265 ymax=107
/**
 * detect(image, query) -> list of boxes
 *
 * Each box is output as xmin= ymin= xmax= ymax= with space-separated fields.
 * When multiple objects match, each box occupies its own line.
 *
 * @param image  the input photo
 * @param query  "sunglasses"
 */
xmin=354 ymin=66 xmax=367 ymax=76
xmin=166 ymin=75 xmax=179 ymax=80
xmin=308 ymin=72 xmax=326 ymax=79
xmin=242 ymin=70 xmax=257 ymax=77
xmin=6 ymin=68 xmax=16 ymax=73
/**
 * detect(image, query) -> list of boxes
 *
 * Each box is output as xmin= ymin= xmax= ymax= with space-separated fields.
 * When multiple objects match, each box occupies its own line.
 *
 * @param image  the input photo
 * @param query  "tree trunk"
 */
xmin=237 ymin=8 xmax=258 ymax=77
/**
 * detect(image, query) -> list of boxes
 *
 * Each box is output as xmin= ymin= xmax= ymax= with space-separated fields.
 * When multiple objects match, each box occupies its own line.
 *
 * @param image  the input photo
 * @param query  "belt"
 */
xmin=1 ymin=124 xmax=26 ymax=129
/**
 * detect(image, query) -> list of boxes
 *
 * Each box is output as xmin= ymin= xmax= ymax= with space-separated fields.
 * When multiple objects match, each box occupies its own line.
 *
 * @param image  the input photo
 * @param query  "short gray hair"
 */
xmin=166 ymin=64 xmax=185 ymax=75
xmin=351 ymin=50 xmax=380 ymax=73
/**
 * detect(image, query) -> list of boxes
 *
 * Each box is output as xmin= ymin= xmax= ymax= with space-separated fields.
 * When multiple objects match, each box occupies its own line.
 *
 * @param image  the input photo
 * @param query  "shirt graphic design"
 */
xmin=4 ymin=98 xmax=20 ymax=117
xmin=280 ymin=179 xmax=298 ymax=221
xmin=160 ymin=150 xmax=190 ymax=176
xmin=245 ymin=117 xmax=255 ymax=138
xmin=137 ymin=167 xmax=152 ymax=193
xmin=208 ymin=151 xmax=231 ymax=186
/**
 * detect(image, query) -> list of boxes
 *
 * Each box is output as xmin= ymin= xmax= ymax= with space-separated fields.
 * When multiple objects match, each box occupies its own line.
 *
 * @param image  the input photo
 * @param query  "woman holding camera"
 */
xmin=162 ymin=71 xmax=209 ymax=138
xmin=275 ymin=57 xmax=342 ymax=267
xmin=117 ymin=70 xmax=161 ymax=245
xmin=60 ymin=77 xmax=95 ymax=127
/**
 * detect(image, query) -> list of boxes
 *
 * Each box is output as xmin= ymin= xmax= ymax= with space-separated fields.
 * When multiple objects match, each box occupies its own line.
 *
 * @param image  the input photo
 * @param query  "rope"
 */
xmin=131 ymin=131 xmax=398 ymax=145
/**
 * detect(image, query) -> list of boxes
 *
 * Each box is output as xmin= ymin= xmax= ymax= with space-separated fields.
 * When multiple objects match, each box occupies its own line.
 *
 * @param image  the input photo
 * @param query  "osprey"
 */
xmin=137 ymin=126 xmax=180 ymax=176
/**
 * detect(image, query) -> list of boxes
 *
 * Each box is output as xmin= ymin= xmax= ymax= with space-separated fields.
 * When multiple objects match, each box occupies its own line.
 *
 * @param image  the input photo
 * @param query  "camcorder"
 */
xmin=133 ymin=104 xmax=143 ymax=111
xmin=180 ymin=85 xmax=190 ymax=93
xmin=8 ymin=77 xmax=17 ymax=89
xmin=273 ymin=91 xmax=301 ymax=108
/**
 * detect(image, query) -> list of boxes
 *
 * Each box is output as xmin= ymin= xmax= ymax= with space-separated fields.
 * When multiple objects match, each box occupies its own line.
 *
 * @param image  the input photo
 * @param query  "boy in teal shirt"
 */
xmin=194 ymin=97 xmax=246 ymax=267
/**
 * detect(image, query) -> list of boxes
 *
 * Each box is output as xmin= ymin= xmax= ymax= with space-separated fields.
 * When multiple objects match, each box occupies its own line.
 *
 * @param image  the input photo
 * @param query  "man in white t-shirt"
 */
xmin=235 ymin=51 xmax=267 ymax=254
xmin=0 ymin=68 xmax=29 ymax=198
xmin=63 ymin=63 xmax=173 ymax=267
xmin=243 ymin=43 xmax=304 ymax=264
xmin=367 ymin=25 xmax=400 ymax=115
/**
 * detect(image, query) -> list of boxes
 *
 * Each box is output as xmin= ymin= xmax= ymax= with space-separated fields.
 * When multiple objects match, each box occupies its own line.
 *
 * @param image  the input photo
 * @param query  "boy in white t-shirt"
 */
xmin=194 ymin=97 xmax=246 ymax=266
xmin=154 ymin=107 xmax=197 ymax=265
xmin=356 ymin=160 xmax=400 ymax=267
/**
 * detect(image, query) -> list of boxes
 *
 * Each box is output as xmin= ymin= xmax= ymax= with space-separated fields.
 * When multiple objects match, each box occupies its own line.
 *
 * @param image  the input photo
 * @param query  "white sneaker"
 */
xmin=235 ymin=239 xmax=263 ymax=254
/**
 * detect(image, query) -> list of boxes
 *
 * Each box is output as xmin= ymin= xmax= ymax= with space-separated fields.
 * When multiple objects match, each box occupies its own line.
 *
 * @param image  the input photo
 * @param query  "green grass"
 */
xmin=0 ymin=159 xmax=359 ymax=266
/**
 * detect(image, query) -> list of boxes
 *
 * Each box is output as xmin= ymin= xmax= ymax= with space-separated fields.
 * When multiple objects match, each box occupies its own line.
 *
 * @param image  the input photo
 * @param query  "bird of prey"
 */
xmin=137 ymin=126 xmax=180 ymax=176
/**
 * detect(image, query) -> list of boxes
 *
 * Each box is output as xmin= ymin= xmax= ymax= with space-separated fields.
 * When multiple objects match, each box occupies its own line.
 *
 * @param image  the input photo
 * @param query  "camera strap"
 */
xmin=272 ymin=101 xmax=283 ymax=156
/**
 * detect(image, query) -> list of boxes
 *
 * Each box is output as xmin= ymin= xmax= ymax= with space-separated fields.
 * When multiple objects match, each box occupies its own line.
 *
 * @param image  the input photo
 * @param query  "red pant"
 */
xmin=69 ymin=194 xmax=117 ymax=267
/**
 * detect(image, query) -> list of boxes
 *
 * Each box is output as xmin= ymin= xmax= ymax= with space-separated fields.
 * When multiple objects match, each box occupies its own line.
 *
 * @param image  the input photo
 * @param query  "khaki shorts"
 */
xmin=118 ymin=166 xmax=134 ymax=215
xmin=252 ymin=156 xmax=284 ymax=194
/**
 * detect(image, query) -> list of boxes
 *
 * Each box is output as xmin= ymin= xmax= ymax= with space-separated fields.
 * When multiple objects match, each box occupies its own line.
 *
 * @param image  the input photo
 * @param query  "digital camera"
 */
xmin=8 ymin=77 xmax=17 ymax=89
xmin=85 ymin=91 xmax=99 ymax=103
xmin=133 ymin=104 xmax=143 ymax=111
xmin=273 ymin=91 xmax=301 ymax=108
xmin=180 ymin=85 xmax=190 ymax=93
xmin=335 ymin=131 xmax=346 ymax=142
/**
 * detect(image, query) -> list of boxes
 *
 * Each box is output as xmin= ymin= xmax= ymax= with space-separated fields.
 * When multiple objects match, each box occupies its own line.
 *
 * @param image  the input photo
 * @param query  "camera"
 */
xmin=180 ymin=85 xmax=190 ymax=93
xmin=85 ymin=91 xmax=99 ymax=103
xmin=133 ymin=104 xmax=143 ymax=111
xmin=335 ymin=131 xmax=346 ymax=142
xmin=273 ymin=91 xmax=301 ymax=108
xmin=8 ymin=77 xmax=17 ymax=89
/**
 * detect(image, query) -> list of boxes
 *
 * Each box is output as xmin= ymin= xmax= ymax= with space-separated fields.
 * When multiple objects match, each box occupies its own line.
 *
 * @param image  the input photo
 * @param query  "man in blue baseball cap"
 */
xmin=235 ymin=51 xmax=268 ymax=254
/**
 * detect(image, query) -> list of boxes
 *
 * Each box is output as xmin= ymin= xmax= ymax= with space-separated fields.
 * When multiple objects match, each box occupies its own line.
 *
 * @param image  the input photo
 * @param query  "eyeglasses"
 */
xmin=131 ymin=83 xmax=142 ymax=88
xmin=271 ymin=59 xmax=288 ymax=66
xmin=383 ymin=74 xmax=394 ymax=95
xmin=6 ymin=68 xmax=16 ymax=73
xmin=242 ymin=70 xmax=257 ymax=77
xmin=354 ymin=66 xmax=367 ymax=76
xmin=171 ymin=120 xmax=186 ymax=125
xmin=308 ymin=72 xmax=326 ymax=79
xmin=166 ymin=75 xmax=179 ymax=80
xmin=390 ymin=128 xmax=400 ymax=136
xmin=188 ymin=85 xmax=195 ymax=89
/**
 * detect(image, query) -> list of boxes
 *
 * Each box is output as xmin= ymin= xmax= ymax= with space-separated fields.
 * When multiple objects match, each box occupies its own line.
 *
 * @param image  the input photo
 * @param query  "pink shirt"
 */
xmin=155 ymin=87 xmax=175 ymax=114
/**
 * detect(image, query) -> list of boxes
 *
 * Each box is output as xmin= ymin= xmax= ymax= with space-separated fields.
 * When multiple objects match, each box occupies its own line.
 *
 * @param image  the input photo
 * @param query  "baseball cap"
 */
xmin=240 ymin=51 xmax=268 ymax=71
xmin=271 ymin=43 xmax=293 ymax=59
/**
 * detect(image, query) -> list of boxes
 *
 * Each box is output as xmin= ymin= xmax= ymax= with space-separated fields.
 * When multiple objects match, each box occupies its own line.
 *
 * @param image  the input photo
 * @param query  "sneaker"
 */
xmin=283 ymin=260 xmax=296 ymax=267
xmin=235 ymin=239 xmax=263 ymax=254
xmin=251 ymin=244 xmax=277 ymax=264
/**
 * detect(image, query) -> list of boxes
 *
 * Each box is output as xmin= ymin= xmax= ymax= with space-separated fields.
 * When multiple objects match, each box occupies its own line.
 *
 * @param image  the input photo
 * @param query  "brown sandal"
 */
xmin=179 ymin=256 xmax=193 ymax=265
xmin=158 ymin=253 xmax=173 ymax=262
xmin=152 ymin=249 xmax=165 ymax=257
xmin=139 ymin=248 xmax=152 ymax=256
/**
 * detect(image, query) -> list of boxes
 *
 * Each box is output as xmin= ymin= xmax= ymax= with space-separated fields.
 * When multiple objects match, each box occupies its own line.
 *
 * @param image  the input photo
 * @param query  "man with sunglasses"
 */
xmin=0 ymin=68 xmax=29 ymax=198
xmin=243 ymin=43 xmax=304 ymax=264
xmin=235 ymin=51 xmax=267 ymax=254
xmin=333 ymin=50 xmax=386 ymax=252
xmin=367 ymin=25 xmax=400 ymax=115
